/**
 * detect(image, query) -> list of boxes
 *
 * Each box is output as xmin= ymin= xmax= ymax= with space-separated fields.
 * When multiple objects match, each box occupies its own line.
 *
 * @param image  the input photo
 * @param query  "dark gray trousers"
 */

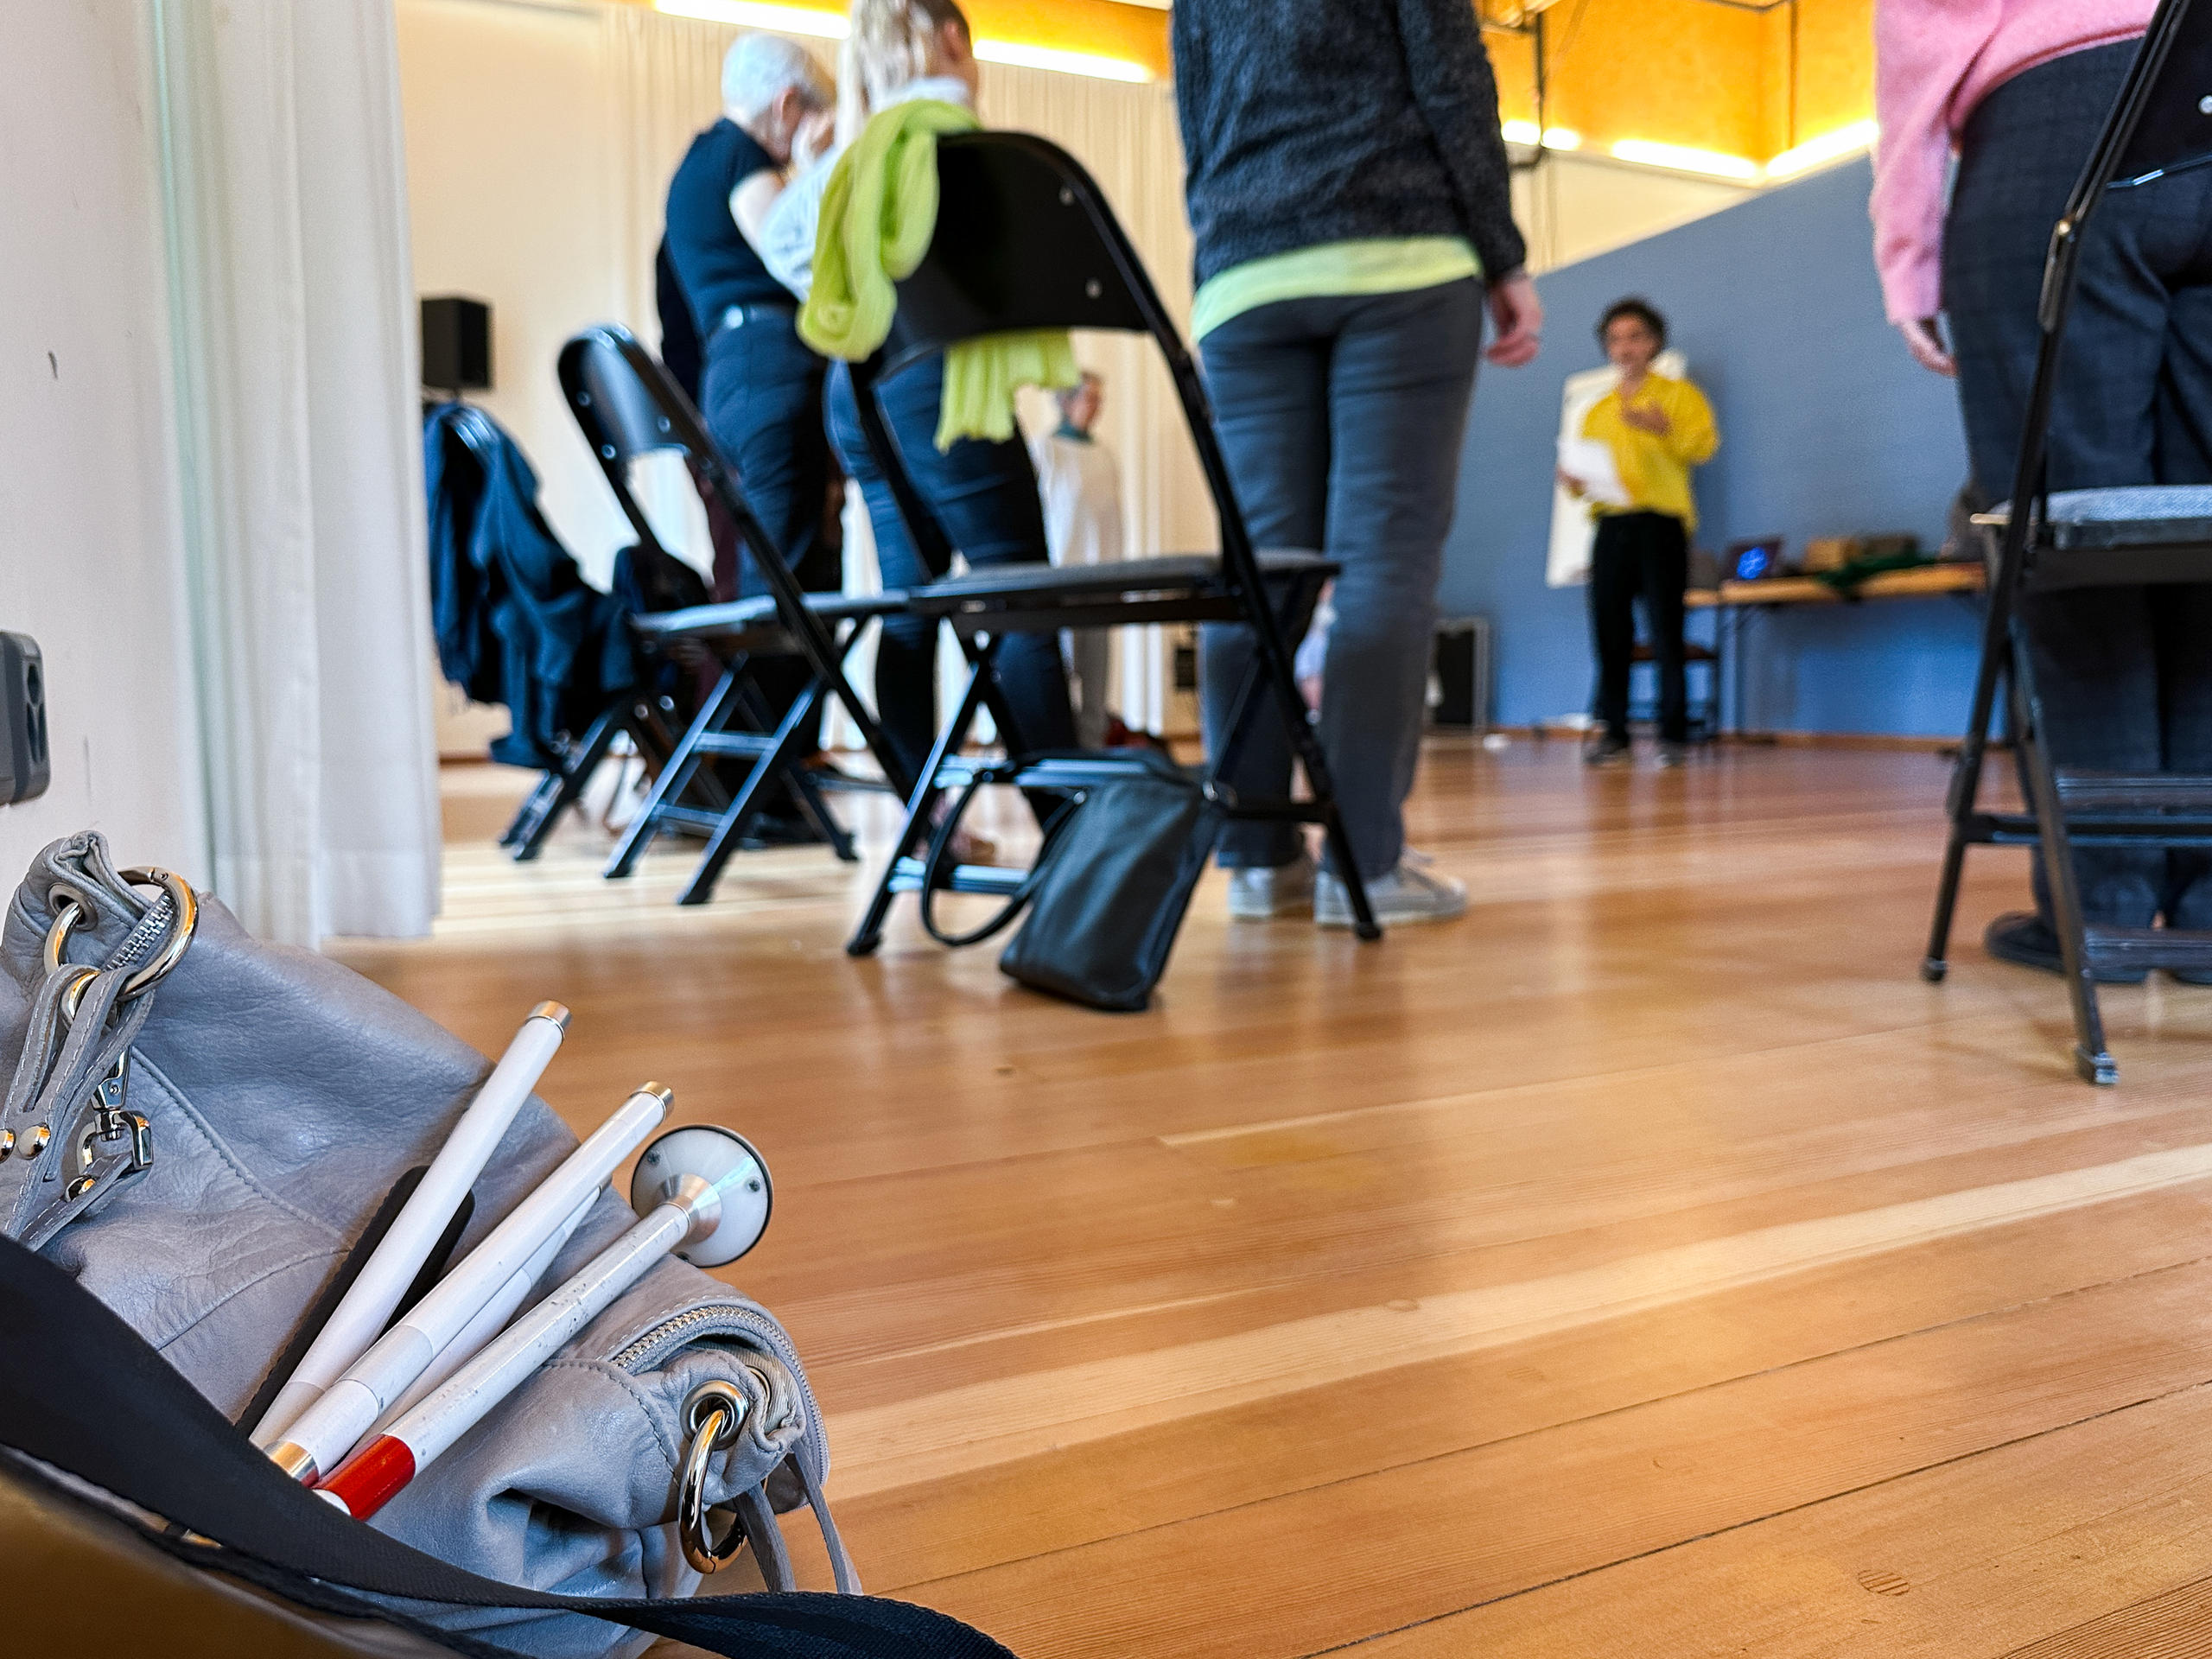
xmin=1198 ymin=278 xmax=1484 ymax=879
xmin=1944 ymin=41 xmax=2212 ymax=928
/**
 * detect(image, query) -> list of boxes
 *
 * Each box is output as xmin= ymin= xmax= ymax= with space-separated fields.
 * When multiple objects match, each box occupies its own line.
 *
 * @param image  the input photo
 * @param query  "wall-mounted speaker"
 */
xmin=421 ymin=296 xmax=493 ymax=394
xmin=0 ymin=632 xmax=50 ymax=805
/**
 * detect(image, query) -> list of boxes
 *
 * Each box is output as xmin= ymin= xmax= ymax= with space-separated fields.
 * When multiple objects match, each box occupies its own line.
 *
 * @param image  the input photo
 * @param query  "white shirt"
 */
xmin=759 ymin=76 xmax=977 ymax=301
xmin=1030 ymin=431 xmax=1123 ymax=568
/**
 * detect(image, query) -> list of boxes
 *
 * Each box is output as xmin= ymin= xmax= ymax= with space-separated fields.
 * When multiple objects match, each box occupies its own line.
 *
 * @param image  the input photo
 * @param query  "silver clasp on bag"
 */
xmin=677 ymin=1379 xmax=753 ymax=1573
xmin=45 ymin=867 xmax=199 ymax=1001
xmin=66 ymin=1052 xmax=150 ymax=1201
xmin=11 ymin=868 xmax=196 ymax=1207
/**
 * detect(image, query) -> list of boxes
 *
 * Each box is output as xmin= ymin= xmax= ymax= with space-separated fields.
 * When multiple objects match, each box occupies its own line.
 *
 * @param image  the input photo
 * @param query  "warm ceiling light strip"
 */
xmin=656 ymin=0 xmax=845 ymax=37
xmin=970 ymin=40 xmax=1152 ymax=83
xmin=1765 ymin=118 xmax=1878 ymax=180
xmin=1501 ymin=120 xmax=1582 ymax=151
xmin=1608 ymin=138 xmax=1760 ymax=181
xmin=652 ymin=0 xmax=1153 ymax=81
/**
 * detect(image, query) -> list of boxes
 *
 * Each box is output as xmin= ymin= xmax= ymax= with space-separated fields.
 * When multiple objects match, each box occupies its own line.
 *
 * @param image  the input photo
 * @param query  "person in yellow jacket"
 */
xmin=1567 ymin=296 xmax=1719 ymax=768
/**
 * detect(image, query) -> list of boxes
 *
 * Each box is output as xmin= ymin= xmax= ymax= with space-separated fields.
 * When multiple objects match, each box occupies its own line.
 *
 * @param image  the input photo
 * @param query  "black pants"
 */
xmin=1945 ymin=41 xmax=2212 ymax=928
xmin=1589 ymin=511 xmax=1689 ymax=744
xmin=699 ymin=309 xmax=835 ymax=769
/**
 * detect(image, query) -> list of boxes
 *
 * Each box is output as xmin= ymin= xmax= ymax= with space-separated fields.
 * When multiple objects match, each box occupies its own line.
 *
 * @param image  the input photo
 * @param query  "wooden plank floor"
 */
xmin=332 ymin=739 xmax=2212 ymax=1658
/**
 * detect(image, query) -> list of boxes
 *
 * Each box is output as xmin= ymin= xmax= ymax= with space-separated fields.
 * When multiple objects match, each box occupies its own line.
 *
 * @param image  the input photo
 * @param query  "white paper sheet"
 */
xmin=1556 ymin=434 xmax=1633 ymax=509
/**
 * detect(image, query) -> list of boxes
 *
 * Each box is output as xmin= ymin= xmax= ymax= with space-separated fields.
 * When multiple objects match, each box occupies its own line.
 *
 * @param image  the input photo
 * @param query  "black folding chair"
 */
xmin=558 ymin=327 xmax=915 ymax=906
xmin=842 ymin=130 xmax=1377 ymax=957
xmin=1923 ymin=0 xmax=2212 ymax=1082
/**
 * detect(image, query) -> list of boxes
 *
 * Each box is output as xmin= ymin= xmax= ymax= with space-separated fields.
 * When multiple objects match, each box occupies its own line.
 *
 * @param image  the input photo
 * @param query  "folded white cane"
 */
xmin=252 ymin=1003 xmax=570 ymax=1448
xmin=317 ymin=1124 xmax=771 ymax=1520
xmin=373 ymin=1188 xmax=597 ymax=1427
xmin=264 ymin=1084 xmax=674 ymax=1485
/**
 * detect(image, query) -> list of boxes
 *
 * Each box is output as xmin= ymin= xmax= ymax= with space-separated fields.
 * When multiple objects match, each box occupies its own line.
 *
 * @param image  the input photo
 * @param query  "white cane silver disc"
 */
xmin=630 ymin=1126 xmax=772 ymax=1268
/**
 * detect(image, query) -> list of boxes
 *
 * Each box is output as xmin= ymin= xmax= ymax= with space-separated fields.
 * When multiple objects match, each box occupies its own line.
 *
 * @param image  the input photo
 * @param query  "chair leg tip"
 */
xmin=1920 ymin=958 xmax=1948 ymax=983
xmin=845 ymin=936 xmax=881 ymax=957
xmin=2075 ymin=1046 xmax=2119 ymax=1086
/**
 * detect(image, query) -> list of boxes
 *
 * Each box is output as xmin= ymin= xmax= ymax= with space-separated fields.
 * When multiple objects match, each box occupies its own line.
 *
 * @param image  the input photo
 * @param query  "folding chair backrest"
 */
xmin=562 ymin=325 xmax=838 ymax=614
xmin=880 ymin=134 xmax=1154 ymax=372
xmin=2113 ymin=0 xmax=2212 ymax=182
xmin=874 ymin=131 xmax=1262 ymax=576
xmin=558 ymin=328 xmax=702 ymax=569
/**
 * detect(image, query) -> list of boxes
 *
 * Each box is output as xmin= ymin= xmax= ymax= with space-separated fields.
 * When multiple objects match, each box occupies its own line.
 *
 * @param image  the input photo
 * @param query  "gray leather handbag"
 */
xmin=0 ymin=832 xmax=850 ymax=1659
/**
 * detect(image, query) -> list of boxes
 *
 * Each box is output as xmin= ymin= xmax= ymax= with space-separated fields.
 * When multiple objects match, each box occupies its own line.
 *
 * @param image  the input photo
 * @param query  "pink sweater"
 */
xmin=1871 ymin=0 xmax=2152 ymax=324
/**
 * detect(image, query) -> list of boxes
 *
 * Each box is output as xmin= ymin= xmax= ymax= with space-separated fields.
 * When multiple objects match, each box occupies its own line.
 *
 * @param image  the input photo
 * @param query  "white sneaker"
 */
xmin=1315 ymin=853 xmax=1467 ymax=928
xmin=1226 ymin=853 xmax=1317 ymax=919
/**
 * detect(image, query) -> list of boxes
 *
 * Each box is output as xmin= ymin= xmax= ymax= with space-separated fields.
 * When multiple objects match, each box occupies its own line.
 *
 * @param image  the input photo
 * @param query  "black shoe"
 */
xmin=1583 ymin=733 xmax=1631 ymax=767
xmin=1983 ymin=911 xmax=2148 ymax=984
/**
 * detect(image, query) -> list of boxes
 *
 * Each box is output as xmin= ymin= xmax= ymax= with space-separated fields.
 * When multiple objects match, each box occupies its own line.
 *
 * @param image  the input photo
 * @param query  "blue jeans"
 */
xmin=825 ymin=358 xmax=1074 ymax=785
xmin=699 ymin=312 xmax=834 ymax=598
xmin=700 ymin=309 xmax=834 ymax=766
xmin=1945 ymin=41 xmax=2212 ymax=928
xmin=1198 ymin=278 xmax=1484 ymax=880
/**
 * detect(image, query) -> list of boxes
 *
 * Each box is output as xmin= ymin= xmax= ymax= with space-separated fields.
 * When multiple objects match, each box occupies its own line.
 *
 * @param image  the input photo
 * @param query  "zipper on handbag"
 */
xmin=605 ymin=1300 xmax=830 ymax=1472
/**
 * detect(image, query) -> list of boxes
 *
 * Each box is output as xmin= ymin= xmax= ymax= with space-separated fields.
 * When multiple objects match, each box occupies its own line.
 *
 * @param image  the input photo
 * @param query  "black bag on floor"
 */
xmin=999 ymin=752 xmax=1222 ymax=1013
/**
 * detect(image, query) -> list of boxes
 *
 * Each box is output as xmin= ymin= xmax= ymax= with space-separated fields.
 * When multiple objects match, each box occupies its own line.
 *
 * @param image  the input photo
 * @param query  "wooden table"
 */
xmin=1686 ymin=562 xmax=1987 ymax=735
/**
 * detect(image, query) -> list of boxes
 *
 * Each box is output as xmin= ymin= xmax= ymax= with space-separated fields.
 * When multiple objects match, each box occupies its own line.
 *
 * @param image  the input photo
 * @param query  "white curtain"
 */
xmin=151 ymin=0 xmax=442 ymax=945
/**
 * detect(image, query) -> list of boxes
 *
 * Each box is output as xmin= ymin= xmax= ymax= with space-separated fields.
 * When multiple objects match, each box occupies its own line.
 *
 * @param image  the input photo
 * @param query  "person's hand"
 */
xmin=792 ymin=108 xmax=836 ymax=170
xmin=1486 ymin=270 xmax=1542 ymax=367
xmin=1898 ymin=315 xmax=1955 ymax=377
xmin=1554 ymin=466 xmax=1586 ymax=499
xmin=1620 ymin=400 xmax=1671 ymax=436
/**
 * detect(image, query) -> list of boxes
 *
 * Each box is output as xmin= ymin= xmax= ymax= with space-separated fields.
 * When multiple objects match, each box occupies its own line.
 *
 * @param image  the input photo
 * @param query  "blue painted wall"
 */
xmin=1443 ymin=157 xmax=1982 ymax=736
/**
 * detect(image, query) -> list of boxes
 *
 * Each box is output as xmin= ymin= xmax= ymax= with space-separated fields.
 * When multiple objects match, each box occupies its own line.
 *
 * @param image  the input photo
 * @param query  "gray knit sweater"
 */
xmin=1173 ymin=0 xmax=1527 ymax=290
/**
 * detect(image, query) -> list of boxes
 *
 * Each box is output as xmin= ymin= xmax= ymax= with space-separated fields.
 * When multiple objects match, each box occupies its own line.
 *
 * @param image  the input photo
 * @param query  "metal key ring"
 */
xmin=677 ymin=1380 xmax=751 ymax=1574
xmin=56 ymin=965 xmax=99 ymax=1027
xmin=42 ymin=868 xmax=198 ymax=999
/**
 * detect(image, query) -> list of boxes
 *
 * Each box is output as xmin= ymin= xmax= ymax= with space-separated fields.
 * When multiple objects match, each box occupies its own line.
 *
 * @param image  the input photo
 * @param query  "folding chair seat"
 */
xmin=1923 ymin=0 xmax=2212 ymax=1082
xmin=839 ymin=130 xmax=1377 ymax=957
xmin=559 ymin=327 xmax=917 ymax=906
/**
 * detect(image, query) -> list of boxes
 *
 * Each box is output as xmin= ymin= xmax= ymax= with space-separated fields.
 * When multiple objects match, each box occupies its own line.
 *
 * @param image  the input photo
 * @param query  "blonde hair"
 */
xmin=838 ymin=0 xmax=969 ymax=134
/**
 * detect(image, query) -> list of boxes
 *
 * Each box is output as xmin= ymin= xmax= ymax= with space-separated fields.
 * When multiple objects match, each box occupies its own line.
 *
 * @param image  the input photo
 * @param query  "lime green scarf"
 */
xmin=798 ymin=99 xmax=1076 ymax=450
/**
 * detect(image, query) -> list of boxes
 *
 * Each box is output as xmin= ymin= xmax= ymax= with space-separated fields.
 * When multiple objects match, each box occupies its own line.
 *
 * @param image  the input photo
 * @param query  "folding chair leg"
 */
xmin=1922 ymin=833 xmax=1970 ymax=984
xmin=2011 ymin=626 xmax=2115 ymax=1085
xmin=1923 ymin=542 xmax=2021 ymax=980
xmin=846 ymin=661 xmax=990 ymax=957
xmin=500 ymin=772 xmax=562 ymax=851
xmin=1236 ymin=582 xmax=1381 ymax=941
xmin=677 ymin=688 xmax=827 ymax=906
xmin=507 ymin=707 xmax=624 ymax=863
xmin=606 ymin=670 xmax=742 ymax=879
xmin=786 ymin=756 xmax=859 ymax=863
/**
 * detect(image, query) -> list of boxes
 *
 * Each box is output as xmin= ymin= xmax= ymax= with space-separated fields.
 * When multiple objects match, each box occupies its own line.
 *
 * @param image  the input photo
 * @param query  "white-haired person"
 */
xmin=664 ymin=34 xmax=838 ymax=607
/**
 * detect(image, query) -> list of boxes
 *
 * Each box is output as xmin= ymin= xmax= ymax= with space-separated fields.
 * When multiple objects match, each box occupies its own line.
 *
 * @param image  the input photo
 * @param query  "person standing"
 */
xmin=1872 ymin=0 xmax=2212 ymax=981
xmin=809 ymin=0 xmax=1076 ymax=789
xmin=1173 ymin=0 xmax=1543 ymax=929
xmin=1570 ymin=298 xmax=1719 ymax=770
xmin=1031 ymin=372 xmax=1124 ymax=749
xmin=664 ymin=35 xmax=837 ymax=605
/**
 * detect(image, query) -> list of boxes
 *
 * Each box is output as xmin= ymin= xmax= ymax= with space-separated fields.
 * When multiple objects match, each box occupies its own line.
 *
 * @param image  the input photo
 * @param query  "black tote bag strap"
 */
xmin=0 ymin=1236 xmax=1014 ymax=1658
